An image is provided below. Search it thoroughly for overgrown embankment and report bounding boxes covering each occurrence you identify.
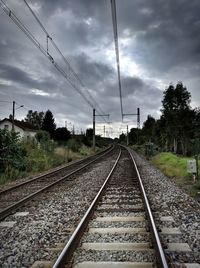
[0,142,96,185]
[151,152,200,197]
[0,129,101,185]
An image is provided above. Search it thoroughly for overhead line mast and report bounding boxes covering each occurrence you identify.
[110,0,123,121]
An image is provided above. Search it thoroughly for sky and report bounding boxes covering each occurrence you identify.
[0,0,200,138]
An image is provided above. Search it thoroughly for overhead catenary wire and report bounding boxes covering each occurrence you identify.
[0,100,12,103]
[23,0,108,122]
[110,0,123,121]
[23,0,106,118]
[0,0,108,123]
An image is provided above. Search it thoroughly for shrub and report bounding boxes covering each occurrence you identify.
[0,129,26,171]
[67,138,80,152]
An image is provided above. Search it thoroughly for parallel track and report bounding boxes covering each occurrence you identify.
[53,146,168,268]
[0,145,115,221]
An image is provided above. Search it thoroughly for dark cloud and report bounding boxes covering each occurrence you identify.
[116,0,200,73]
[0,64,37,86]
[0,0,200,136]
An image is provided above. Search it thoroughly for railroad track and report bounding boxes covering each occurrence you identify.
[53,146,168,268]
[0,145,115,221]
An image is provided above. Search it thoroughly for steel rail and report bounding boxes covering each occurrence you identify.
[53,147,122,268]
[127,147,168,268]
[0,145,115,221]
[0,145,113,196]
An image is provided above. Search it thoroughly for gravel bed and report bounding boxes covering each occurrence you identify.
[102,195,140,199]
[0,152,118,268]
[72,250,155,264]
[160,234,184,244]
[95,212,146,217]
[101,198,142,203]
[98,204,143,209]
[82,233,150,243]
[131,149,200,263]
[106,188,138,192]
[89,221,146,228]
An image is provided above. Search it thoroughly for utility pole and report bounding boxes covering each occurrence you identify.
[12,101,15,131]
[12,101,24,131]
[137,108,140,129]
[127,125,129,146]
[93,109,95,151]
[104,125,105,138]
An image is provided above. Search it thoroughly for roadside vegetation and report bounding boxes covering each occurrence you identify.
[0,110,112,185]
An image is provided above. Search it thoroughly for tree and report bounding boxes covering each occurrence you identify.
[25,110,44,129]
[54,127,71,142]
[128,128,140,144]
[35,130,50,142]
[0,129,26,171]
[161,82,192,155]
[142,115,156,143]
[41,110,56,138]
[119,133,126,143]
[86,128,93,138]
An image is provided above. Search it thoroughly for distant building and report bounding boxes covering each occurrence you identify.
[0,118,38,139]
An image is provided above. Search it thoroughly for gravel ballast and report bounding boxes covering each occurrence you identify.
[0,151,118,268]
[131,149,200,263]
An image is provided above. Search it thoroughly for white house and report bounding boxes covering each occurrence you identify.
[0,118,38,139]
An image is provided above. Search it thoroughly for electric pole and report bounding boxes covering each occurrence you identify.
[12,101,24,131]
[137,108,140,129]
[127,125,129,146]
[12,101,15,131]
[93,109,95,151]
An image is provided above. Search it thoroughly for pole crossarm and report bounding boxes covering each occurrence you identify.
[122,108,140,128]
[95,114,109,117]
[123,113,137,116]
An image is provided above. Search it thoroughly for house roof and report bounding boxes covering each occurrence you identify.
[0,118,38,131]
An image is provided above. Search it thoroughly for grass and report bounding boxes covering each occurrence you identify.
[0,144,96,185]
[151,152,200,197]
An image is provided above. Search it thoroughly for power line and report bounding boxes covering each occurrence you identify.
[23,0,108,122]
[0,100,12,103]
[0,0,108,123]
[110,0,123,120]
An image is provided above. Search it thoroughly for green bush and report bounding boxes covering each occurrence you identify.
[0,129,26,171]
[67,138,80,152]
